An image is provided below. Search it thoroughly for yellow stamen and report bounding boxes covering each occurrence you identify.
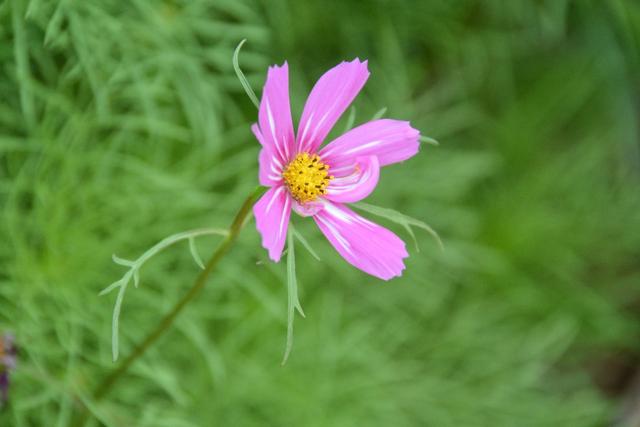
[282,152,333,203]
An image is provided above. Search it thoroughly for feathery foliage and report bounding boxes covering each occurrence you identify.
[1,0,640,426]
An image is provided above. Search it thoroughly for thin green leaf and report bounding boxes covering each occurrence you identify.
[111,271,132,361]
[105,228,229,361]
[232,39,259,109]
[371,107,387,120]
[402,223,419,252]
[135,228,228,267]
[112,254,134,267]
[189,237,205,269]
[353,202,444,251]
[99,278,125,296]
[420,135,440,146]
[343,106,356,132]
[292,228,321,261]
[282,226,305,365]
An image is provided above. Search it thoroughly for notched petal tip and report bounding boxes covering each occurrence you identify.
[348,57,367,66]
[402,121,421,158]
[268,61,289,74]
[406,121,421,137]
[347,58,370,76]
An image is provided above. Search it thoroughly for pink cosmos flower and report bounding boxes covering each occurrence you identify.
[253,59,420,280]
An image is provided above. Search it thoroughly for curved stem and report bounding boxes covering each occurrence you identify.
[74,186,264,425]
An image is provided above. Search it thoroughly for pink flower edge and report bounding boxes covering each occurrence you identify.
[253,59,420,280]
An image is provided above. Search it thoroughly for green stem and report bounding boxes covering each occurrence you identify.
[75,186,264,424]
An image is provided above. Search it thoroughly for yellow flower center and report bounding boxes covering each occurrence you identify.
[282,153,333,203]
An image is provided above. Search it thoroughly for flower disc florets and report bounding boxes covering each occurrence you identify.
[282,153,333,203]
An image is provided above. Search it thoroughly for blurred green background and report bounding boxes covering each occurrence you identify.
[1,0,640,426]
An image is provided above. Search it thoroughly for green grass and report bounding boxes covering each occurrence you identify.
[1,0,640,426]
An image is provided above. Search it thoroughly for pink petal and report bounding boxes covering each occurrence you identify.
[254,186,292,262]
[313,202,408,280]
[297,59,370,154]
[319,119,420,170]
[254,124,285,186]
[258,63,295,163]
[325,155,379,203]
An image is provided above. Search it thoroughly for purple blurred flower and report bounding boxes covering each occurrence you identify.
[0,372,8,405]
[0,333,17,407]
